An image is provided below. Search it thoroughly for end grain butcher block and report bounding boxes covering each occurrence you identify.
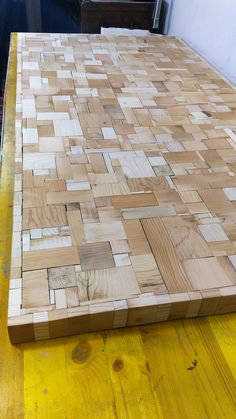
[8,33,236,343]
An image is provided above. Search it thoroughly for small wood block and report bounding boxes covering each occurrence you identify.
[123,219,151,256]
[113,300,128,328]
[110,239,130,254]
[217,286,236,314]
[56,156,73,180]
[84,221,126,243]
[46,190,93,205]
[23,247,80,271]
[66,287,79,308]
[67,306,90,334]
[169,293,190,320]
[77,266,140,303]
[48,309,68,338]
[155,294,171,322]
[114,253,131,267]
[141,218,192,293]
[55,289,67,309]
[186,291,202,318]
[48,266,76,289]
[33,312,50,340]
[22,269,49,308]
[8,315,34,343]
[199,289,221,316]
[130,253,163,292]
[127,296,158,326]
[78,242,115,271]
[112,193,157,209]
[23,206,67,229]
[183,257,233,290]
[198,223,229,242]
[67,210,85,246]
[89,302,114,331]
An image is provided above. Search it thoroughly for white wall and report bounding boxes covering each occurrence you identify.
[167,0,236,85]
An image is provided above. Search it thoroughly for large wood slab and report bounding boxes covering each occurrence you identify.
[8,33,236,343]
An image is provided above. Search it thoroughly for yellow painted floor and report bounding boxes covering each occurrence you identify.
[1,34,236,419]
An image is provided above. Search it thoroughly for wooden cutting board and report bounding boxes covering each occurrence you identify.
[8,33,236,343]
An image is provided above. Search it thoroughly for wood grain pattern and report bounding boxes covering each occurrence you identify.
[77,266,140,302]
[141,218,192,293]
[78,242,115,270]
[23,247,80,271]
[23,206,67,229]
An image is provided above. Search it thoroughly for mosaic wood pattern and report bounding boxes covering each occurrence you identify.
[8,33,236,343]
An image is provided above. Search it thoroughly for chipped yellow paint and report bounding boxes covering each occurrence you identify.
[1,33,236,419]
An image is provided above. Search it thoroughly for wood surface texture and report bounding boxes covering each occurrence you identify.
[8,32,236,343]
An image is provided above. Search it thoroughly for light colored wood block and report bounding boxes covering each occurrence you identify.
[110,239,130,254]
[89,302,114,331]
[117,96,143,108]
[198,224,229,242]
[112,193,157,209]
[186,291,202,318]
[37,112,69,121]
[123,219,151,256]
[56,156,73,180]
[65,287,79,308]
[127,296,158,326]
[163,216,212,261]
[22,269,49,308]
[155,294,171,322]
[113,300,128,328]
[77,266,140,303]
[53,119,83,136]
[46,190,93,205]
[78,241,114,270]
[183,257,233,290]
[114,253,131,267]
[55,289,67,309]
[23,206,67,229]
[130,254,162,290]
[48,266,76,289]
[23,153,55,170]
[23,128,38,144]
[39,137,64,152]
[122,205,176,220]
[84,221,126,243]
[30,235,72,251]
[141,218,192,293]
[120,157,155,178]
[23,247,80,271]
[199,289,221,316]
[169,293,190,320]
[223,187,236,201]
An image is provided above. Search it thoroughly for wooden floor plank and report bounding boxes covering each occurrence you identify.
[140,318,236,419]
[24,334,116,418]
